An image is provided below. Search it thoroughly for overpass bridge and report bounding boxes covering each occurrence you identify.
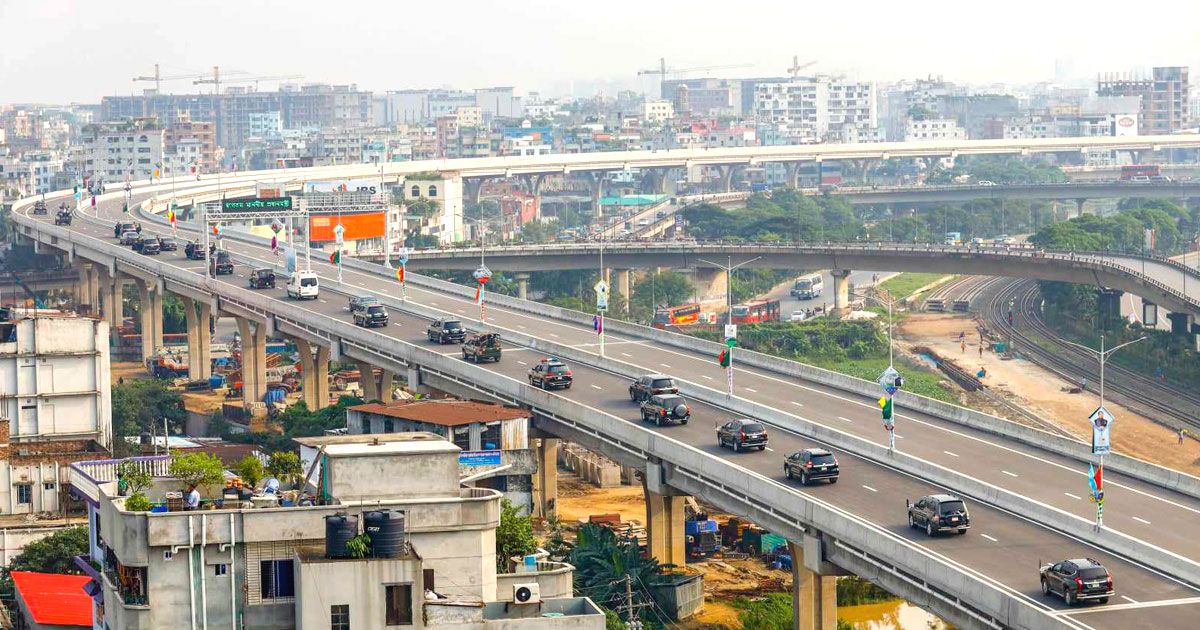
[819,181,1200,208]
[13,142,1200,628]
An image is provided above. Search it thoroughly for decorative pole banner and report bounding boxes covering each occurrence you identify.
[395,266,405,283]
[473,265,491,321]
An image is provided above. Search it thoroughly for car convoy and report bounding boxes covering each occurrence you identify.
[91,212,1122,606]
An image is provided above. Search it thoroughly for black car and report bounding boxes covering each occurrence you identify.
[32,201,47,215]
[157,237,177,252]
[184,241,207,260]
[629,374,678,402]
[120,231,141,246]
[248,268,276,289]
[348,295,380,313]
[114,222,141,238]
[130,236,148,252]
[784,449,839,485]
[640,394,690,426]
[210,251,234,275]
[717,419,769,452]
[907,494,970,536]
[528,358,572,390]
[354,304,389,328]
[140,240,161,255]
[426,318,465,344]
[54,210,72,226]
[1040,558,1113,606]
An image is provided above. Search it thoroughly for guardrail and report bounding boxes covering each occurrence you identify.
[16,208,1081,629]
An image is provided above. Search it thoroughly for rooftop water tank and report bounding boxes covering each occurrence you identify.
[324,513,359,559]
[364,509,406,558]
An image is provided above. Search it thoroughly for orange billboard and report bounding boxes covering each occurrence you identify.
[309,212,385,242]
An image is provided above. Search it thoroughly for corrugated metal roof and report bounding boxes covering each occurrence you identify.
[12,571,92,627]
[349,400,530,426]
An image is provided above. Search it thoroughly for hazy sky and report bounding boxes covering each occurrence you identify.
[4,0,1200,103]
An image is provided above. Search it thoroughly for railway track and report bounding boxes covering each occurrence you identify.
[982,277,1200,433]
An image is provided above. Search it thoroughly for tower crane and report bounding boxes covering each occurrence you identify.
[132,64,248,93]
[637,58,752,79]
[787,56,817,79]
[198,74,303,91]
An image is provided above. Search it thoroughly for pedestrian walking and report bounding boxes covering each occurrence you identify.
[978,343,983,357]
[1180,428,1188,445]
[961,339,966,353]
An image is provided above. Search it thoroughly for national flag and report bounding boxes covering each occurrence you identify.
[718,348,730,367]
[475,283,485,306]
[1088,462,1103,499]
[90,195,96,207]
[593,314,603,335]
[330,250,341,265]
[879,396,893,420]
[167,209,176,224]
[395,266,405,283]
[270,235,278,251]
[212,223,221,236]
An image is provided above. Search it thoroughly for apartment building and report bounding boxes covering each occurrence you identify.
[164,118,217,173]
[905,118,967,141]
[77,118,164,184]
[753,76,876,143]
[71,433,601,629]
[642,100,675,124]
[1098,66,1190,135]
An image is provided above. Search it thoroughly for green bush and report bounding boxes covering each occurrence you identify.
[169,452,225,490]
[124,492,153,512]
[234,455,265,489]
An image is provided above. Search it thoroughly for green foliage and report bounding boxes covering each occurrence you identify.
[464,199,501,222]
[234,455,265,489]
[1030,206,1182,254]
[161,294,187,334]
[0,526,89,593]
[404,233,440,249]
[837,576,896,605]
[110,379,187,457]
[346,534,371,559]
[570,523,668,628]
[928,156,1068,185]
[543,516,573,561]
[837,620,855,630]
[516,220,556,244]
[733,592,794,629]
[405,171,442,181]
[404,198,441,218]
[681,194,860,243]
[879,273,951,301]
[604,609,627,630]
[124,492,153,512]
[116,460,152,496]
[169,452,226,490]
[496,498,538,572]
[629,270,695,323]
[731,269,794,304]
[266,451,304,485]
[279,395,364,437]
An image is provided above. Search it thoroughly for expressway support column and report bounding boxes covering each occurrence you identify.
[97,267,118,325]
[379,369,394,401]
[614,269,632,315]
[788,540,837,630]
[785,162,801,189]
[296,342,331,410]
[530,437,560,520]
[831,270,851,319]
[587,172,605,218]
[642,480,687,567]
[356,361,380,401]
[515,272,531,301]
[86,265,101,314]
[1074,198,1087,218]
[1097,288,1123,324]
[463,178,484,206]
[180,296,212,381]
[642,169,667,195]
[235,318,268,407]
[107,275,125,329]
[134,279,162,362]
[1168,312,1194,336]
[718,165,735,193]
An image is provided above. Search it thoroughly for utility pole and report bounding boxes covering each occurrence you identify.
[617,575,648,630]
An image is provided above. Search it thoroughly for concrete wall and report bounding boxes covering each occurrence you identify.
[295,556,422,630]
[495,562,574,602]
[326,446,461,501]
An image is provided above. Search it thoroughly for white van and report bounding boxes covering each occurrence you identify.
[287,271,320,300]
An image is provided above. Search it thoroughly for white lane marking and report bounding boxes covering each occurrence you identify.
[517,324,526,329]
[318,299,327,303]
[621,352,632,357]
[1133,516,1152,525]
[764,447,774,452]
[549,333,560,338]
[1002,470,1019,477]
[862,485,878,493]
[1121,596,1138,604]
[659,363,671,368]
[701,375,713,380]
[980,534,998,542]
[745,387,758,393]
[943,450,959,457]
[1064,492,1082,500]
[517,361,528,366]
[429,301,438,306]
[894,434,904,439]
[837,416,853,423]
[591,385,602,390]
[790,401,804,407]
[1058,595,1200,614]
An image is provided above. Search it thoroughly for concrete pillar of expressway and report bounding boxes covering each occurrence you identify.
[1097,289,1124,323]
[464,178,484,206]
[642,169,667,195]
[357,361,380,401]
[1168,312,1195,336]
[530,437,559,520]
[787,540,838,630]
[690,268,727,314]
[717,165,735,193]
[614,269,632,314]
[296,342,331,410]
[76,265,98,312]
[587,172,605,218]
[784,162,801,189]
[180,296,213,381]
[831,270,852,319]
[106,275,125,329]
[96,267,117,324]
[1074,198,1087,218]
[235,317,268,407]
[642,481,687,567]
[379,369,394,401]
[133,279,162,361]
[515,272,531,301]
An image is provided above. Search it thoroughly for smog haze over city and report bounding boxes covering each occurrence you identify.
[5,0,1200,102]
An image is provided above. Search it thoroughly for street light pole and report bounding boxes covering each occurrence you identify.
[381,161,391,268]
[698,256,761,397]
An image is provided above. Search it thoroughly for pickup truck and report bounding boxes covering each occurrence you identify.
[461,333,501,363]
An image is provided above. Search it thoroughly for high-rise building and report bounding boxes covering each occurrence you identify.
[753,76,877,143]
[660,78,741,116]
[78,118,164,183]
[1097,66,1190,134]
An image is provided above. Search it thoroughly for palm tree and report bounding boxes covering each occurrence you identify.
[569,523,670,625]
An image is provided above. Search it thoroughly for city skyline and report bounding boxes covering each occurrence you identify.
[4,0,1200,103]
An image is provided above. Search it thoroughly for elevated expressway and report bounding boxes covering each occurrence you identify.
[15,139,1200,629]
[819,181,1200,207]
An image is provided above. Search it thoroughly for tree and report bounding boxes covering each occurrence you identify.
[0,526,89,593]
[116,460,152,496]
[570,523,669,627]
[280,395,364,437]
[266,451,304,485]
[629,270,695,323]
[168,452,225,490]
[495,498,537,572]
[234,455,265,489]
[110,379,187,456]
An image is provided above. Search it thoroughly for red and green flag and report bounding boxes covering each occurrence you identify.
[718,348,731,367]
[329,250,341,265]
[879,396,893,420]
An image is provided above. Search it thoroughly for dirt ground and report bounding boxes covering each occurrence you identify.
[111,360,150,384]
[899,312,1200,476]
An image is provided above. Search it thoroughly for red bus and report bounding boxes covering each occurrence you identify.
[731,299,781,324]
[652,303,701,329]
[1120,165,1160,180]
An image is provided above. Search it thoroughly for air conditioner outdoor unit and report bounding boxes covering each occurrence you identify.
[512,582,540,605]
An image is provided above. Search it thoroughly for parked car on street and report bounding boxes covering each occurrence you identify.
[784,448,839,485]
[907,494,970,536]
[184,241,207,260]
[120,231,141,246]
[156,237,177,252]
[139,239,161,255]
[717,419,769,452]
[210,251,234,275]
[1039,558,1113,606]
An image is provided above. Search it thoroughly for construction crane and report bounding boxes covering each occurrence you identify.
[638,58,752,79]
[132,64,248,93]
[202,74,304,91]
[787,56,817,79]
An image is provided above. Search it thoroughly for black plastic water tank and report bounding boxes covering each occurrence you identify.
[324,513,359,559]
[364,510,406,557]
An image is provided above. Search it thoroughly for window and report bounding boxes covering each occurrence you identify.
[43,482,56,491]
[452,426,470,450]
[480,422,501,450]
[16,484,32,505]
[427,185,437,197]
[383,419,394,433]
[331,604,350,630]
[410,185,420,197]
[260,559,295,600]
[214,564,228,576]
[386,584,413,625]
